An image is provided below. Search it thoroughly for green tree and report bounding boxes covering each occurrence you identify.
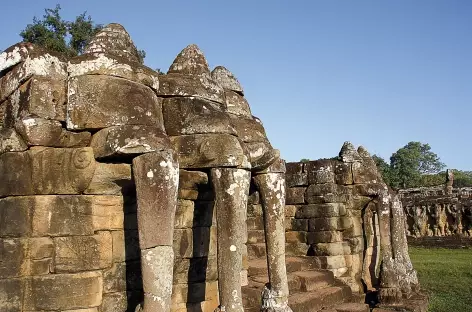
[300,158,310,163]
[372,155,395,186]
[451,170,472,188]
[390,142,445,188]
[21,5,100,57]
[418,172,446,187]
[20,4,145,63]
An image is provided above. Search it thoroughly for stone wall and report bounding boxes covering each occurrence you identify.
[245,143,420,304]
[172,170,219,311]
[282,157,380,293]
[400,182,472,237]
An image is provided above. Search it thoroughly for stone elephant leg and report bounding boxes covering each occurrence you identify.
[376,192,402,304]
[390,195,418,295]
[253,170,292,312]
[133,151,179,312]
[211,168,251,312]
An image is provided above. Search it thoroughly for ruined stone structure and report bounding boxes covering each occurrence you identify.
[400,172,472,237]
[0,24,427,312]
[242,143,426,312]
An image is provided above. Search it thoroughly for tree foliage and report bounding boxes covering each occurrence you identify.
[20,4,146,63]
[390,142,445,188]
[451,170,472,188]
[372,154,395,187]
[21,5,101,57]
[373,142,446,189]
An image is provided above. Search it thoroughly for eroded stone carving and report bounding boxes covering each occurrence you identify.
[0,23,424,312]
[400,175,472,237]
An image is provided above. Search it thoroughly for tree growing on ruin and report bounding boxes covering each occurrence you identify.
[20,4,146,63]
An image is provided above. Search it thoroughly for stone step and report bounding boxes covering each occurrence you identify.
[288,287,345,312]
[248,257,316,276]
[247,243,267,259]
[329,302,370,312]
[251,273,302,291]
[247,243,310,259]
[292,270,335,292]
[249,270,335,294]
[247,230,307,245]
[243,283,349,312]
[242,280,265,309]
[247,256,329,276]
[247,216,264,231]
[247,230,265,244]
[333,280,353,301]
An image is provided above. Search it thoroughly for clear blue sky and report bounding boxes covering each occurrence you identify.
[1,1,471,169]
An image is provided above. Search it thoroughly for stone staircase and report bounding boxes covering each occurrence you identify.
[244,214,369,312]
[242,256,369,312]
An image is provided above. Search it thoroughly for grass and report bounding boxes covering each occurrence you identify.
[409,247,472,312]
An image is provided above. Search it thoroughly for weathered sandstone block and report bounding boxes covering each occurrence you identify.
[211,66,244,94]
[84,163,133,195]
[305,160,336,184]
[170,134,249,169]
[308,217,347,232]
[286,187,306,204]
[295,203,347,218]
[0,128,27,154]
[23,271,103,310]
[15,116,91,147]
[90,125,169,158]
[100,292,127,312]
[0,195,123,237]
[352,161,381,184]
[305,183,349,197]
[84,23,141,63]
[158,74,225,104]
[173,227,217,258]
[334,162,353,185]
[53,232,112,272]
[306,231,344,244]
[0,44,67,103]
[0,147,96,196]
[173,256,218,283]
[67,75,163,130]
[286,172,308,187]
[179,169,208,189]
[171,281,219,305]
[312,242,350,256]
[0,278,24,311]
[230,116,269,144]
[174,199,215,229]
[3,76,66,124]
[163,97,235,136]
[224,90,251,117]
[69,53,160,91]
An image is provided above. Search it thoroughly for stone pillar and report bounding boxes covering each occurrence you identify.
[253,168,292,312]
[211,168,250,312]
[133,151,179,312]
[377,191,402,304]
[390,194,419,295]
